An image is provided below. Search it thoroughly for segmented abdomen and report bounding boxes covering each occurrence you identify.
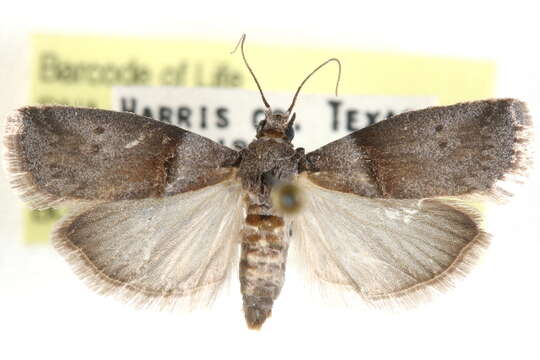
[240,198,289,329]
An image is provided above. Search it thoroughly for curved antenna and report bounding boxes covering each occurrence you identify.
[287,58,341,115]
[231,34,270,109]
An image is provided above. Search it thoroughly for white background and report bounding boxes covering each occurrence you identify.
[1,1,539,359]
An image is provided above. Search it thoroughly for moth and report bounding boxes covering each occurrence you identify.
[3,35,532,330]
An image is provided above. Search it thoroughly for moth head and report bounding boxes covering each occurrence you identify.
[232,34,341,142]
[256,110,296,141]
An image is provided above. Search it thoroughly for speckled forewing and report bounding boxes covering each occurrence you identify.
[53,180,244,309]
[292,175,488,306]
[4,106,239,209]
[304,99,531,199]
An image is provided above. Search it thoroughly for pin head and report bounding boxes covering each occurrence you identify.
[271,182,304,214]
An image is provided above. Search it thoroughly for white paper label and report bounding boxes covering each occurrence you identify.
[112,87,437,152]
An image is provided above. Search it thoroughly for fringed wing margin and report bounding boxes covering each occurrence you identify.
[291,175,490,309]
[3,106,239,210]
[304,99,533,203]
[53,180,244,311]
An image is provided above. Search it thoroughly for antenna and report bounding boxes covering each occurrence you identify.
[231,34,271,109]
[287,58,341,114]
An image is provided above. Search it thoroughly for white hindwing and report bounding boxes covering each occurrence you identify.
[292,174,489,307]
[53,180,244,310]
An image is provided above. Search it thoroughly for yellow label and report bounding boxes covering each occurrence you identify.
[25,34,495,244]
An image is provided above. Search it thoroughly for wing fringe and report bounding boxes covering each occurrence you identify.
[364,212,490,309]
[307,234,490,310]
[52,204,235,312]
[358,199,489,309]
[3,108,64,210]
[293,193,492,310]
[475,99,533,203]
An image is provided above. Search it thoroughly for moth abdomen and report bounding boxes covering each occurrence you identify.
[240,200,289,329]
[245,214,285,230]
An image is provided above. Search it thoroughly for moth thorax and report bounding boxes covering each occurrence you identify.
[271,183,304,214]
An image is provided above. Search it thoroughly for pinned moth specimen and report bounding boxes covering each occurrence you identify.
[3,35,532,329]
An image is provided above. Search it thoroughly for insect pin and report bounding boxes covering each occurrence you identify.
[3,34,532,329]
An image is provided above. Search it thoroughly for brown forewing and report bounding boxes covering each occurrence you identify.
[304,99,531,199]
[4,106,239,209]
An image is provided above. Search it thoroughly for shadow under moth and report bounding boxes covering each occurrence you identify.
[3,35,533,329]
